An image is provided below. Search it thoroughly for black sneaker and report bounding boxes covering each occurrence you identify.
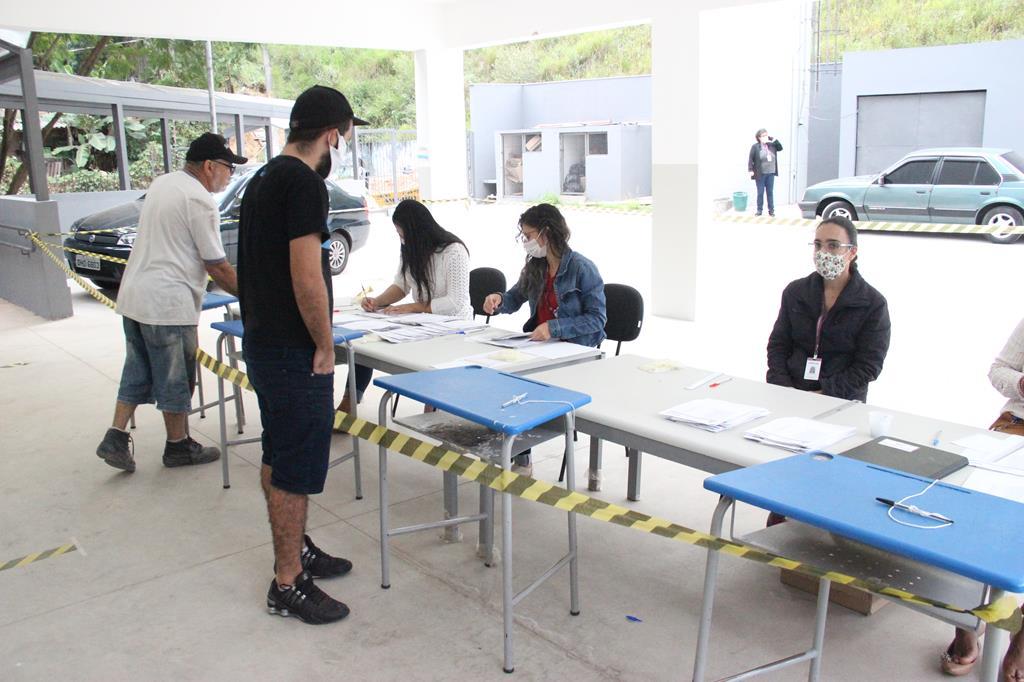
[96,427,136,473]
[162,437,220,467]
[267,570,350,624]
[301,534,353,579]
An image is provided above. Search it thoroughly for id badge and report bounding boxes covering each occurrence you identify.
[804,357,822,381]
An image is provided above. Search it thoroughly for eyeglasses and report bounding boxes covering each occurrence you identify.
[810,240,854,253]
[212,160,236,173]
[515,229,541,244]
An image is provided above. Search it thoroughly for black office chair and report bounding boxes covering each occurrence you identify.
[470,267,507,323]
[559,284,645,483]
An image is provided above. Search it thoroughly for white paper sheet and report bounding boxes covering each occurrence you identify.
[744,417,857,453]
[952,433,1024,465]
[963,468,1024,504]
[521,341,594,360]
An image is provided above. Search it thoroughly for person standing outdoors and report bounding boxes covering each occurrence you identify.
[238,86,367,625]
[748,128,783,216]
[95,133,243,473]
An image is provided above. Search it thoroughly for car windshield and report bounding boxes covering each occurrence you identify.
[1001,152,1024,175]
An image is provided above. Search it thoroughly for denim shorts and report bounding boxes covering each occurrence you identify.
[243,342,335,495]
[117,317,197,414]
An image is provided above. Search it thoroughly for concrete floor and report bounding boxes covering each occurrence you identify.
[2,202,1016,680]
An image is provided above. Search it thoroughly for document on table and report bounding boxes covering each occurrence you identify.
[951,433,1024,465]
[338,319,401,332]
[744,417,857,453]
[659,399,770,433]
[963,468,1024,503]
[481,332,535,348]
[432,349,532,370]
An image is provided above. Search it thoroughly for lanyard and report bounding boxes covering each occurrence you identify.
[814,309,826,359]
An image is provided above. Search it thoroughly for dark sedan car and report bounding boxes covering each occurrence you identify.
[64,166,372,287]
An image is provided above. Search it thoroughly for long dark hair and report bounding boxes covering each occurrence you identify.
[393,199,468,302]
[517,203,571,299]
[818,215,859,271]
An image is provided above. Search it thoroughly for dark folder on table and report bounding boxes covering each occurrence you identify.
[838,436,969,480]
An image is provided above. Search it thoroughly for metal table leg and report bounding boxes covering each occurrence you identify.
[980,588,1009,682]
[216,332,230,489]
[442,470,462,542]
[378,391,394,589]
[588,435,603,492]
[627,447,642,501]
[501,433,517,673]
[693,495,734,681]
[345,343,362,500]
[565,412,580,617]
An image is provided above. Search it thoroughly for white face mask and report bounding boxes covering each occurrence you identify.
[814,250,847,280]
[523,238,547,259]
[328,136,347,179]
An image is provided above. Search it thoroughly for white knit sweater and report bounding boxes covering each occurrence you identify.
[990,317,1024,419]
[393,243,473,319]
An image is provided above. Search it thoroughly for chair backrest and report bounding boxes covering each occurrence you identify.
[603,283,644,354]
[469,267,507,319]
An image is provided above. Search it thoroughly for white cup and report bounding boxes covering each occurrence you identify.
[869,411,893,438]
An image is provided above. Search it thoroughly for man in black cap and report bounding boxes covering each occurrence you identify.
[95,133,245,473]
[238,86,367,624]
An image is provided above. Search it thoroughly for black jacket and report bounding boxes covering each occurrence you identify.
[766,269,891,402]
[748,139,783,178]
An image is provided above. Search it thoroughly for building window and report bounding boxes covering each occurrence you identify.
[587,132,608,155]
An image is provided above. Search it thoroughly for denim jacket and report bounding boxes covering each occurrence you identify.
[498,249,607,347]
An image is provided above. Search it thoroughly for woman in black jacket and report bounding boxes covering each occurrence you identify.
[748,128,783,216]
[766,216,890,402]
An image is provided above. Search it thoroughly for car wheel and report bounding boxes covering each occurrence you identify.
[327,233,350,275]
[981,206,1024,244]
[820,200,857,222]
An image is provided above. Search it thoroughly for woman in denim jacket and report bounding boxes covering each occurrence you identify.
[483,203,607,473]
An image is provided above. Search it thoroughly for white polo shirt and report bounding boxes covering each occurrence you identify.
[116,171,226,326]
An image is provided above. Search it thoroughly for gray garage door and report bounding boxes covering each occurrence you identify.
[855,91,986,174]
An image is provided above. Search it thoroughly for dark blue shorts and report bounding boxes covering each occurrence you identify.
[243,343,334,495]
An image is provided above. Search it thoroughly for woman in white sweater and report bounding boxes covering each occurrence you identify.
[941,317,1024,677]
[336,199,472,415]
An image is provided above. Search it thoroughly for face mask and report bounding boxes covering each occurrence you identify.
[523,238,547,259]
[814,250,847,280]
[316,133,347,179]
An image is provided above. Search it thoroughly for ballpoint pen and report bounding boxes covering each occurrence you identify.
[709,377,732,388]
[932,430,943,446]
[502,393,528,409]
[876,497,954,524]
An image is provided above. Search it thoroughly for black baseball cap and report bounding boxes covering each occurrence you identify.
[185,133,248,165]
[289,85,369,132]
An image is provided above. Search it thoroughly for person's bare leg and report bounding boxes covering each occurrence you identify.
[261,464,272,502]
[162,411,188,441]
[265,469,307,586]
[1002,609,1024,682]
[944,627,980,669]
[112,401,136,431]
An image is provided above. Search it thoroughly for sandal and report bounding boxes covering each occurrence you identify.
[941,641,979,676]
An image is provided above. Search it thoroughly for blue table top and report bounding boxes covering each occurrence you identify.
[374,366,591,435]
[705,453,1024,591]
[201,293,238,310]
[209,319,364,345]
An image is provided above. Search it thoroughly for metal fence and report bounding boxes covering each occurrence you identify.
[351,128,419,204]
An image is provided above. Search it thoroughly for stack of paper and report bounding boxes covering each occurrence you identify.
[744,417,857,452]
[659,399,770,433]
[331,311,488,343]
[481,332,535,349]
[951,433,1024,466]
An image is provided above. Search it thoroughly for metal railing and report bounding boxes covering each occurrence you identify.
[351,128,420,204]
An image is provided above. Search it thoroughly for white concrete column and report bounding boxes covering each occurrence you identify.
[414,47,468,200]
[650,7,700,320]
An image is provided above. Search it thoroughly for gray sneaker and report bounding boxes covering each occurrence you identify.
[163,437,221,467]
[96,427,136,473]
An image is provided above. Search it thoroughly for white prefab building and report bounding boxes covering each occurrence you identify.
[494,122,651,201]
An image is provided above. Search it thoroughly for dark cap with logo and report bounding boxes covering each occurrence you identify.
[289,85,369,132]
[185,133,248,165]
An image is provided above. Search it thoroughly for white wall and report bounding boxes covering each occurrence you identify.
[697,0,803,206]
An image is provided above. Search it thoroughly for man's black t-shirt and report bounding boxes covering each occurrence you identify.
[238,155,333,348]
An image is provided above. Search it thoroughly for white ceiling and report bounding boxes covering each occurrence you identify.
[0,0,764,52]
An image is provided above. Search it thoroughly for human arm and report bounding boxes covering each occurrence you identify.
[989,318,1024,401]
[819,298,891,400]
[771,138,783,152]
[290,233,334,374]
[493,278,530,315]
[363,284,407,312]
[204,260,238,296]
[766,288,796,387]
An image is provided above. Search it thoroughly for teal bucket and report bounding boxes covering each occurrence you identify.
[732,191,748,212]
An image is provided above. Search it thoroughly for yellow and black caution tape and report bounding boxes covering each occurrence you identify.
[196,351,1022,634]
[0,541,78,573]
[58,243,129,265]
[714,212,1024,235]
[27,233,117,310]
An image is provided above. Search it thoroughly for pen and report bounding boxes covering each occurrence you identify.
[502,393,528,409]
[709,377,732,388]
[875,497,954,524]
[932,429,943,446]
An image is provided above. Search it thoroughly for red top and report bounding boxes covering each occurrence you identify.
[536,273,558,325]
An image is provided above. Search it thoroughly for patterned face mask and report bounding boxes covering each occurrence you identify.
[814,250,847,280]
